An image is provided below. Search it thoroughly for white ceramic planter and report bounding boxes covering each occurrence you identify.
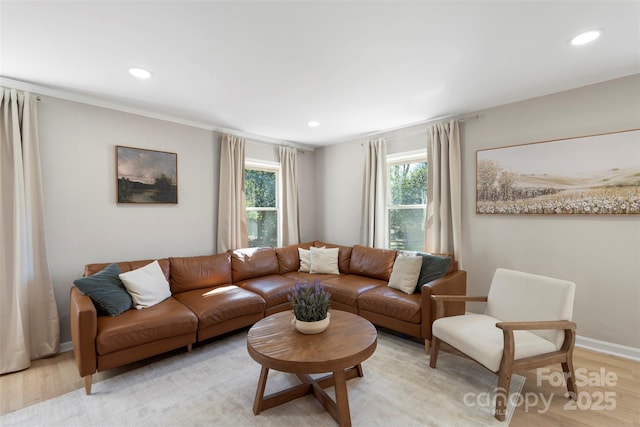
[291,312,331,334]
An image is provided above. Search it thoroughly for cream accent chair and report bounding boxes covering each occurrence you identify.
[429,268,577,421]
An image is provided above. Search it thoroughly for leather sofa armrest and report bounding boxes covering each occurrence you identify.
[420,270,467,340]
[69,286,98,378]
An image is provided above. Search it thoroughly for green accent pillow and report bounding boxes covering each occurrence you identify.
[415,253,451,293]
[74,263,133,316]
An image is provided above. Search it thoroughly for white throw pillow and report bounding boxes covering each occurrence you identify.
[298,246,325,272]
[388,255,423,294]
[119,260,171,309]
[310,247,340,274]
[298,248,312,272]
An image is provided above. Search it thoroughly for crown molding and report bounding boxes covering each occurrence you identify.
[0,76,315,151]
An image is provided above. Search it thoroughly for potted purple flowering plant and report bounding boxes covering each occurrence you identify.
[288,279,331,334]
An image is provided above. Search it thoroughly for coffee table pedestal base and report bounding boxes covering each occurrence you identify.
[252,364,364,427]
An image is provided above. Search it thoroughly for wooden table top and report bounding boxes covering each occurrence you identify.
[247,310,377,374]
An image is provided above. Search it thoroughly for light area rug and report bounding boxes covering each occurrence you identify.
[1,331,524,427]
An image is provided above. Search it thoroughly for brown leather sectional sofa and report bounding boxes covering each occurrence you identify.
[70,241,466,394]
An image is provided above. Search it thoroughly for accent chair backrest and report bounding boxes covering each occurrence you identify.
[486,268,575,350]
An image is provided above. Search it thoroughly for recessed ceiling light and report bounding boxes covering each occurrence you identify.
[307,121,320,128]
[128,67,153,79]
[569,30,601,46]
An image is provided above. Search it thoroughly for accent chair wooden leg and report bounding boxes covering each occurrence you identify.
[83,375,93,395]
[429,337,440,368]
[562,359,577,398]
[495,367,512,422]
[424,339,431,353]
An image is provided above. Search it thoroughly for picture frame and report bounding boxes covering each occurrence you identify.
[476,129,640,215]
[116,146,178,204]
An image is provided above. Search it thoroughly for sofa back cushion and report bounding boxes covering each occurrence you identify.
[400,251,456,292]
[275,242,314,274]
[169,253,232,294]
[230,247,279,282]
[349,245,397,281]
[313,241,353,274]
[84,258,171,281]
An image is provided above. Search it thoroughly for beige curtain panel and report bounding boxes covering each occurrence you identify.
[0,88,60,374]
[361,138,388,248]
[279,146,300,246]
[216,134,248,253]
[426,120,462,263]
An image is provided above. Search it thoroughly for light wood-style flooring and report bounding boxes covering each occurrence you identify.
[1,343,638,426]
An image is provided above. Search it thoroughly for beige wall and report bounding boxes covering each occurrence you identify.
[34,74,639,349]
[461,74,640,349]
[37,97,316,343]
[316,74,640,348]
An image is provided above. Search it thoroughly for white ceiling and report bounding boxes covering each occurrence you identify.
[1,1,638,147]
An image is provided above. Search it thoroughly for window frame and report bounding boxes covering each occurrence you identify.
[245,159,281,248]
[386,149,428,251]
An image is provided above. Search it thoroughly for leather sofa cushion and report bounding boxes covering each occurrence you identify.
[284,271,340,283]
[85,258,171,281]
[173,285,266,330]
[348,245,397,281]
[320,275,387,307]
[237,275,297,308]
[96,296,197,355]
[358,286,421,323]
[313,241,352,274]
[275,242,313,274]
[230,247,279,282]
[169,253,232,294]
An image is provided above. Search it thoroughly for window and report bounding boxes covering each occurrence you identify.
[387,150,427,251]
[245,162,279,248]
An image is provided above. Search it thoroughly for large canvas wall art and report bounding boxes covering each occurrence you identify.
[476,129,639,215]
[116,146,178,204]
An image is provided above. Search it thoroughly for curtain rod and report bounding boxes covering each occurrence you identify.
[359,114,480,145]
[350,114,481,145]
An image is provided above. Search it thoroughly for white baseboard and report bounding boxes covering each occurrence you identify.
[576,335,640,361]
[60,335,639,361]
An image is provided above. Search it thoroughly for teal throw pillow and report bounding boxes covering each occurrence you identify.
[74,263,133,316]
[415,253,451,293]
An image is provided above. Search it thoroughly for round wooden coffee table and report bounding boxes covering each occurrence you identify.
[247,310,377,427]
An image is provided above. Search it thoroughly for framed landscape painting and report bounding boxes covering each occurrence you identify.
[116,146,178,204]
[476,129,640,215]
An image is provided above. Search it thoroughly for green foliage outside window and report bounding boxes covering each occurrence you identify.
[390,162,427,205]
[245,168,277,247]
[389,161,427,251]
[245,169,276,208]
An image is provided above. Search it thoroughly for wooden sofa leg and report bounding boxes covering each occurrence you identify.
[83,375,92,395]
[187,344,193,353]
[424,339,431,353]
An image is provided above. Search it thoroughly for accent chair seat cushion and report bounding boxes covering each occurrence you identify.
[432,313,557,372]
